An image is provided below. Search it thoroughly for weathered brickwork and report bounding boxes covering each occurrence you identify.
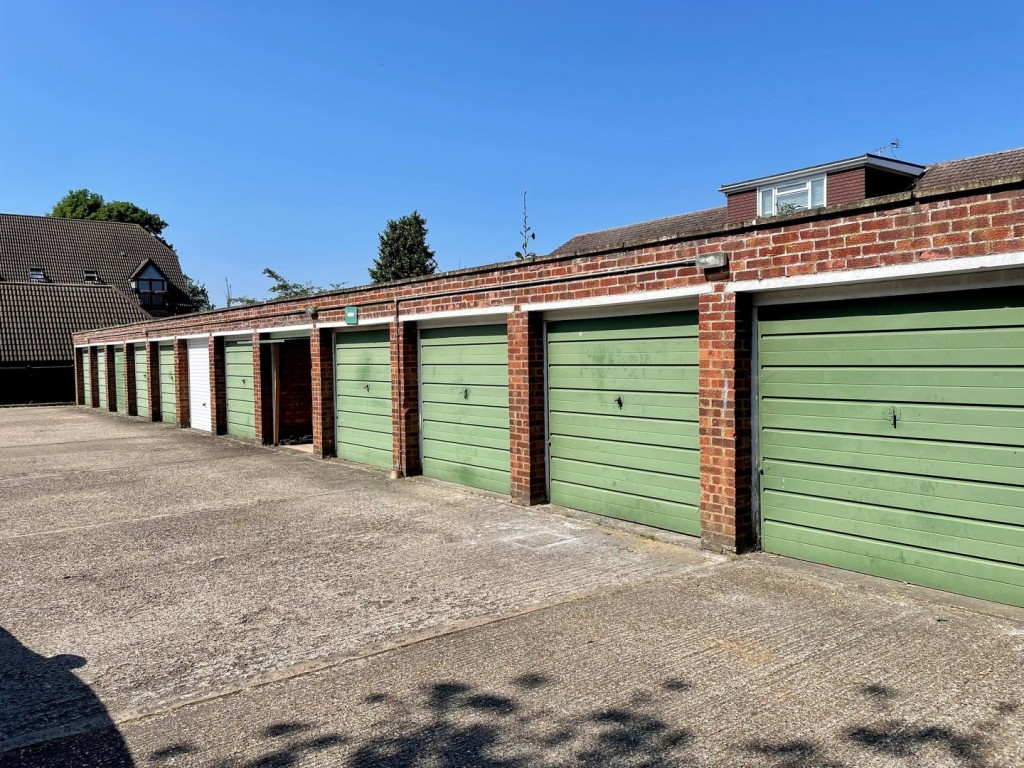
[507,311,547,505]
[311,329,336,459]
[123,342,137,416]
[173,339,190,428]
[74,178,1024,553]
[391,321,420,478]
[210,336,227,434]
[146,342,160,421]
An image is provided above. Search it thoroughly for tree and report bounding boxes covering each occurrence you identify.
[184,276,215,312]
[514,191,537,259]
[368,211,438,283]
[49,189,167,237]
[223,269,345,307]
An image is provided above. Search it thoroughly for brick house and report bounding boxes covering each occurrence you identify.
[0,214,194,403]
[73,146,1024,608]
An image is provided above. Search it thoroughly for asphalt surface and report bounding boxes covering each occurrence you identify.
[1,406,1022,767]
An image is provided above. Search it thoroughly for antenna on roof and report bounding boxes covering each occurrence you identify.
[874,139,901,157]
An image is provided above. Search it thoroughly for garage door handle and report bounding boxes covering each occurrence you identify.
[364,384,370,392]
[461,388,469,399]
[614,396,623,409]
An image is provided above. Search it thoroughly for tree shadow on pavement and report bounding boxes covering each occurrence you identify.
[0,626,132,767]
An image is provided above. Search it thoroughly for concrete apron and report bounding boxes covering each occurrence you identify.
[1,407,1023,766]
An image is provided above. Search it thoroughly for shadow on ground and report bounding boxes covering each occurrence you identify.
[5,668,1019,767]
[0,626,131,766]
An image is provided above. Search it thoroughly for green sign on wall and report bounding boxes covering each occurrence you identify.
[345,306,358,325]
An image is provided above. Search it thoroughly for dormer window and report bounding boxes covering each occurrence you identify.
[129,261,169,308]
[84,270,100,283]
[133,277,166,306]
[29,267,46,282]
[759,175,826,217]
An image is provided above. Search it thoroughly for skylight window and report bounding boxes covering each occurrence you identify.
[759,175,826,216]
[29,267,46,282]
[84,270,100,283]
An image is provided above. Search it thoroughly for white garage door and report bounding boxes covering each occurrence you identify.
[187,338,212,432]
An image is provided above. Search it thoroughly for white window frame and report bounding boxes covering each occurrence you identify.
[758,174,826,217]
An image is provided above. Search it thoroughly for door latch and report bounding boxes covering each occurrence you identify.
[461,388,469,399]
[364,384,370,392]
[614,396,623,409]
[886,407,901,428]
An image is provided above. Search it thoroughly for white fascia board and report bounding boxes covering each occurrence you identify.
[147,336,174,343]
[401,306,515,323]
[317,316,393,329]
[520,285,712,314]
[731,251,1024,296]
[175,332,211,340]
[211,329,256,338]
[719,154,925,194]
[254,323,313,335]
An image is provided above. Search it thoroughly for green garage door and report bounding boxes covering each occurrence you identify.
[336,329,393,469]
[96,350,108,408]
[83,352,92,405]
[420,324,510,494]
[114,347,126,414]
[547,312,700,535]
[134,345,149,419]
[225,339,256,439]
[759,289,1024,607]
[159,343,176,423]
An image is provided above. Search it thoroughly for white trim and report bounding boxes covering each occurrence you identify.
[175,333,211,340]
[254,323,313,335]
[521,284,712,314]
[212,329,255,338]
[731,251,1024,301]
[719,154,925,193]
[317,316,393,329]
[148,336,174,343]
[401,306,515,324]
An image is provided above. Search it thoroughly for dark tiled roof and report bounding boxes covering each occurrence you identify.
[549,206,728,257]
[0,214,188,297]
[915,146,1024,192]
[0,282,149,362]
[550,147,1024,257]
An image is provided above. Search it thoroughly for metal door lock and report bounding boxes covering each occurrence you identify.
[886,407,901,428]
[615,396,623,409]
[461,388,469,399]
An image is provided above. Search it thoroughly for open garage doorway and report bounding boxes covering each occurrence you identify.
[260,332,313,450]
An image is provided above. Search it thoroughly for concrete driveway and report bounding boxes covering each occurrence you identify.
[1,407,1022,767]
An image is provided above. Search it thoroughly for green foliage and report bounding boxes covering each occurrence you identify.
[184,276,215,312]
[514,191,537,260]
[225,270,345,307]
[368,210,438,284]
[48,188,168,236]
[49,189,105,220]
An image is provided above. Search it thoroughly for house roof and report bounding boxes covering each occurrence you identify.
[550,147,1024,257]
[0,214,187,295]
[915,146,1024,192]
[0,282,149,363]
[550,207,728,258]
[718,154,925,194]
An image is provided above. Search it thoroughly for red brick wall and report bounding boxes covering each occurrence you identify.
[104,346,117,412]
[74,183,1024,553]
[253,333,268,444]
[278,339,312,440]
[727,190,757,224]
[146,342,160,421]
[173,339,190,428]
[210,336,227,435]
[124,342,137,416]
[826,168,865,206]
[698,288,753,553]
[88,347,99,407]
[311,329,335,458]
[391,320,421,477]
[508,311,547,505]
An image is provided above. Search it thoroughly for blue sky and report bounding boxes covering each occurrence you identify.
[1,1,1022,304]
